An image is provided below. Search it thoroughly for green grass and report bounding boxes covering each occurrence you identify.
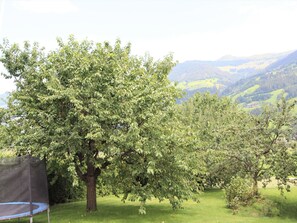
[264,89,287,103]
[5,187,297,223]
[176,79,219,90]
[232,84,260,100]
[187,78,218,89]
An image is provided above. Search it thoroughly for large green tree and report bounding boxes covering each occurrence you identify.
[0,37,198,211]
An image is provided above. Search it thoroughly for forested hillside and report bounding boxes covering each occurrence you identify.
[223,63,297,113]
[170,50,297,109]
[266,50,297,71]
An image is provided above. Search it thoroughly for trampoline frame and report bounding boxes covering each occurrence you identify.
[0,202,49,221]
[0,156,50,223]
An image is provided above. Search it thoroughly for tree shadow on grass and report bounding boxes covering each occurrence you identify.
[32,199,184,223]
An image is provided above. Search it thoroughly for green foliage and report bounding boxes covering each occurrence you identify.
[48,172,85,205]
[222,97,297,196]
[179,92,297,202]
[179,93,249,188]
[259,199,280,217]
[224,176,254,210]
[47,158,85,204]
[0,108,7,150]
[0,36,199,212]
[225,63,297,111]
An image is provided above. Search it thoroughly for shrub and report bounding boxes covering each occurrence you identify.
[260,199,280,217]
[224,176,254,210]
[47,161,85,205]
[48,171,85,205]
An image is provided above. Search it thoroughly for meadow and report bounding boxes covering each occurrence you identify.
[5,187,297,223]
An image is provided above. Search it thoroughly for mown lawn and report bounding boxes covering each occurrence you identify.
[4,188,297,223]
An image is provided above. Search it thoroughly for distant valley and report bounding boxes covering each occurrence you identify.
[169,50,297,112]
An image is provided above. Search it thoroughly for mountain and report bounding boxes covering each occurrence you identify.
[222,62,297,114]
[217,51,291,81]
[266,50,297,71]
[169,61,231,82]
[169,61,232,99]
[169,51,291,100]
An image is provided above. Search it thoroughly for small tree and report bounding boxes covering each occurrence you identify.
[224,176,254,210]
[179,93,297,195]
[224,98,297,195]
[178,93,249,188]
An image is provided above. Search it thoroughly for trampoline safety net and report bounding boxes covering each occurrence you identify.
[0,156,49,220]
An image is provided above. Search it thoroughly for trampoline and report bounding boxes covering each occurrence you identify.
[0,156,50,222]
[0,202,48,220]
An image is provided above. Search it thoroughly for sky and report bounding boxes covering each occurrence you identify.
[1,0,297,93]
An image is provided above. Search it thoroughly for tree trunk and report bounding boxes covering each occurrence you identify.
[86,162,97,212]
[252,175,259,197]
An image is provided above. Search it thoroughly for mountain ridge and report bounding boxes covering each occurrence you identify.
[169,50,297,111]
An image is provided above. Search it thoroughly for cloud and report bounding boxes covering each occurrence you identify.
[14,0,78,14]
[0,64,15,93]
[0,77,15,93]
[0,0,5,33]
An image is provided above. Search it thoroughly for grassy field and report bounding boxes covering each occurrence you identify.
[231,84,260,100]
[176,79,219,90]
[5,187,297,223]
[263,89,287,104]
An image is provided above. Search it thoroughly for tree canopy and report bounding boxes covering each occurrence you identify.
[179,93,297,195]
[0,36,199,212]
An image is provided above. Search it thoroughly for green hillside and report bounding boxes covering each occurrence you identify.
[169,50,297,110]
[169,51,290,99]
[176,78,223,91]
[218,51,290,81]
[223,63,297,113]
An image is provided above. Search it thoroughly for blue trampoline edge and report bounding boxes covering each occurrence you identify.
[0,202,49,220]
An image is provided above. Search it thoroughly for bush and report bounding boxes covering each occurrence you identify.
[260,199,280,217]
[47,161,85,205]
[48,172,85,205]
[224,176,254,210]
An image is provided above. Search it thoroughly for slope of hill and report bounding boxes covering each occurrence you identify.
[217,51,291,81]
[169,61,231,82]
[222,63,297,113]
[169,61,232,97]
[169,51,291,99]
[266,50,297,71]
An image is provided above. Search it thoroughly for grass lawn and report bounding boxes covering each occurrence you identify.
[4,188,297,223]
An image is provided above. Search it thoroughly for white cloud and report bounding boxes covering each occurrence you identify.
[14,0,78,14]
[0,64,15,93]
[0,0,5,33]
[0,77,15,93]
[158,1,297,61]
